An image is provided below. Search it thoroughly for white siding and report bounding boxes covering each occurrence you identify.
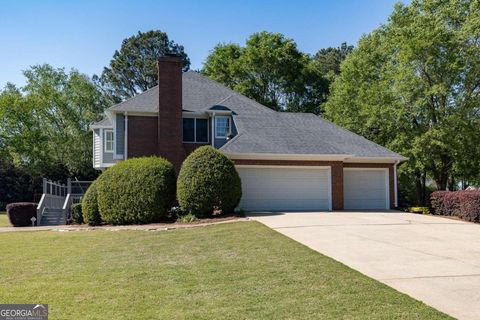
[344,169,389,210]
[236,166,331,211]
[93,129,101,168]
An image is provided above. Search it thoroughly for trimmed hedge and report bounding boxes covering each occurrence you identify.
[82,180,101,226]
[6,202,37,227]
[97,157,176,225]
[459,192,480,223]
[430,190,480,223]
[71,203,83,224]
[177,146,242,217]
[429,191,448,215]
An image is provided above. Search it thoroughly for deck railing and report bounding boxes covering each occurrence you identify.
[36,178,92,225]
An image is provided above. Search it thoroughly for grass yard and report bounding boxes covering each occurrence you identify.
[0,211,10,227]
[0,221,451,319]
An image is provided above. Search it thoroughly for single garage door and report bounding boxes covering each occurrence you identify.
[344,168,389,210]
[236,166,331,211]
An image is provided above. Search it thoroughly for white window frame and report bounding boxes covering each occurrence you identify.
[183,118,209,143]
[104,129,114,153]
[215,116,231,139]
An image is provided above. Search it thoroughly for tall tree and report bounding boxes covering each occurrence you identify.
[98,30,190,103]
[313,42,354,77]
[325,0,480,204]
[203,32,328,113]
[0,65,106,180]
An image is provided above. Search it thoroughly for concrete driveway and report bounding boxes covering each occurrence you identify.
[248,211,480,320]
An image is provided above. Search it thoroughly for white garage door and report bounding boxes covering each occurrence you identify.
[236,166,331,211]
[344,168,389,210]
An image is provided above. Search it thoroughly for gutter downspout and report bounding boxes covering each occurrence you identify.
[211,112,215,147]
[394,160,400,208]
[124,112,128,159]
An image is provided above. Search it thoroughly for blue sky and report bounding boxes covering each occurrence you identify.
[0,0,402,88]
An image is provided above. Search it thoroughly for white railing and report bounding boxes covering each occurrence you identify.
[36,178,68,225]
[62,194,73,222]
[36,178,93,225]
[37,194,46,225]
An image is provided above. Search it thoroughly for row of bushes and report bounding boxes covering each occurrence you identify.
[430,191,480,222]
[80,146,242,225]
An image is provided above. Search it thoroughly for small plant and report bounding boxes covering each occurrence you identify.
[177,213,198,223]
[70,203,83,224]
[408,207,430,215]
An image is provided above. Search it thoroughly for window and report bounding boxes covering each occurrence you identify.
[183,118,195,142]
[183,118,209,143]
[196,119,209,143]
[215,116,231,139]
[104,130,114,152]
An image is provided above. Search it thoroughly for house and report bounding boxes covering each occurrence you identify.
[91,55,407,212]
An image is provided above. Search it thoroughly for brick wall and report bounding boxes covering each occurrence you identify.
[157,56,184,171]
[127,116,158,158]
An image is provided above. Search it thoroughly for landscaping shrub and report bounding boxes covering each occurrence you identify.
[458,191,480,223]
[177,213,198,223]
[430,191,448,215]
[177,146,242,217]
[408,207,430,215]
[97,157,176,225]
[82,180,102,226]
[6,202,37,227]
[71,203,83,224]
[430,190,480,223]
[443,192,461,216]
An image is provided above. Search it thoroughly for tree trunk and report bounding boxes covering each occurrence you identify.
[414,169,425,206]
[422,171,427,205]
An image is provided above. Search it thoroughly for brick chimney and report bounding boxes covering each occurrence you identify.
[157,55,184,171]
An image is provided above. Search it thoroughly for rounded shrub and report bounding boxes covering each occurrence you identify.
[97,157,176,225]
[82,179,101,226]
[177,146,242,217]
[6,202,37,227]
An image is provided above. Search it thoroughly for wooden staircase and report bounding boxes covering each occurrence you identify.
[40,208,67,226]
[36,178,92,227]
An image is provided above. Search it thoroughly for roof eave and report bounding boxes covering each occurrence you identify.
[224,152,408,163]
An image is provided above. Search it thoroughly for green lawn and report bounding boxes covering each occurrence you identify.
[0,211,10,227]
[0,221,450,319]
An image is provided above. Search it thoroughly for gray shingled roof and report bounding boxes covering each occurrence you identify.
[105,71,405,160]
[108,71,275,115]
[220,113,406,159]
[90,117,112,127]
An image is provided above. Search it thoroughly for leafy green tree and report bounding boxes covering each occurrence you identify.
[98,30,190,103]
[325,0,480,204]
[0,64,105,181]
[203,32,328,113]
[202,43,243,89]
[313,42,354,77]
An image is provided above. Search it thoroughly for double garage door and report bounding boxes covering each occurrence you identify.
[236,166,389,211]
